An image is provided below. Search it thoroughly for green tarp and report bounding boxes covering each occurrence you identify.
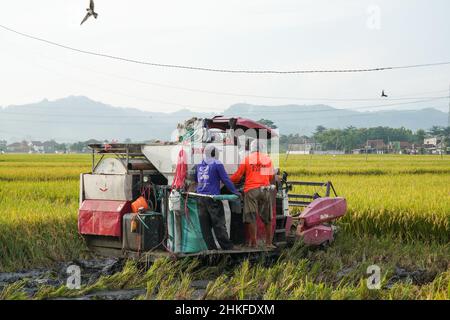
[168,197,207,253]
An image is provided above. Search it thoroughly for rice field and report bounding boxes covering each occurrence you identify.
[0,153,449,299]
[280,155,450,242]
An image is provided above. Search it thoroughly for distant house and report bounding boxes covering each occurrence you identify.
[287,142,320,155]
[424,137,441,146]
[313,150,345,155]
[389,141,413,154]
[365,139,387,154]
[7,141,30,153]
[43,140,60,153]
[29,141,44,153]
[366,139,386,149]
[423,137,445,154]
[286,143,345,155]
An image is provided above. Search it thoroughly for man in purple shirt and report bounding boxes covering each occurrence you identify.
[194,145,240,250]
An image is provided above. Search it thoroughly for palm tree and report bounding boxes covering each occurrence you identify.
[257,119,277,129]
[428,126,443,136]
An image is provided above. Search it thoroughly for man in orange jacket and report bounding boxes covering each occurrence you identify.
[231,139,275,248]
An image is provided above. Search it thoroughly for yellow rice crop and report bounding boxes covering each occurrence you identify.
[0,153,449,271]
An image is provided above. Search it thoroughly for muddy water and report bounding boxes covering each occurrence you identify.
[53,289,147,300]
[0,258,127,299]
[1,257,435,299]
[0,258,213,300]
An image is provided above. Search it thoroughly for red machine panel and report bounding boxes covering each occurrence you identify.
[300,197,347,227]
[300,225,333,246]
[78,200,131,237]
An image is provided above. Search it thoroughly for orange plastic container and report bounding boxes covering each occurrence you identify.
[131,196,149,213]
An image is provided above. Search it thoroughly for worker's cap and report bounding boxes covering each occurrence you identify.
[203,144,218,158]
[250,139,267,153]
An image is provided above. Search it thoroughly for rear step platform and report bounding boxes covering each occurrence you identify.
[84,236,286,261]
[84,235,123,257]
[130,246,282,262]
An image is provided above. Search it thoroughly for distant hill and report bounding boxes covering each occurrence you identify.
[225,103,448,135]
[0,96,447,142]
[0,96,211,142]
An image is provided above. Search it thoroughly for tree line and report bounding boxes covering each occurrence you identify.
[278,125,450,153]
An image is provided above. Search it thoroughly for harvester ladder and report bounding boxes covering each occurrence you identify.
[287,181,337,207]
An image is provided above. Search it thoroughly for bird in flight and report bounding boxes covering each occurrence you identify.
[381,90,388,97]
[80,0,98,25]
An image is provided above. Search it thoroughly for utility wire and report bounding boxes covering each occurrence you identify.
[1,25,448,117]
[0,40,447,115]
[33,50,447,102]
[1,23,450,74]
[7,44,447,114]
[13,39,450,102]
[2,32,449,109]
[79,69,450,102]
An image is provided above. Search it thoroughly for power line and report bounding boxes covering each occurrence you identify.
[1,45,208,111]
[1,23,450,75]
[36,51,447,102]
[2,51,448,116]
[14,41,450,102]
[3,32,449,110]
[6,44,447,114]
[78,69,450,102]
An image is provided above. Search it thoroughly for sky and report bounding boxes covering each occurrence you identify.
[0,0,449,113]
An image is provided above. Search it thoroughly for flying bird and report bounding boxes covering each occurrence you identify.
[381,90,388,98]
[80,0,98,25]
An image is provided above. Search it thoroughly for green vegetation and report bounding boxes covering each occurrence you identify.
[280,155,450,242]
[279,125,450,153]
[0,154,89,271]
[2,235,449,300]
[0,153,449,299]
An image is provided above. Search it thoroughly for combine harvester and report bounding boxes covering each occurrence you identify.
[78,116,347,261]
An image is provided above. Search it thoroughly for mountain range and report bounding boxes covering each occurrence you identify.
[0,96,448,142]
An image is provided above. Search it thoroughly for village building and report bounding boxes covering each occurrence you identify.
[7,141,31,153]
[29,141,45,153]
[365,139,387,154]
[388,141,414,154]
[423,137,446,154]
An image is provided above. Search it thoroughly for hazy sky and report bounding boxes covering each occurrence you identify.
[0,0,449,113]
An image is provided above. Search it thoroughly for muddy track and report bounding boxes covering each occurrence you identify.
[0,256,437,300]
[0,258,215,300]
[0,258,125,299]
[52,289,147,300]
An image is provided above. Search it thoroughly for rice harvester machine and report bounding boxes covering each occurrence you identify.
[78,116,347,259]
